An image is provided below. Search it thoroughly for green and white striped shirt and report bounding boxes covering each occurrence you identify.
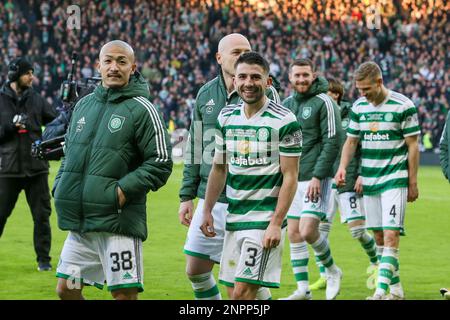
[215,99,302,231]
[347,90,421,195]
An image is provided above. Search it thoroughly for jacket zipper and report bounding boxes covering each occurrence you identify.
[79,103,109,230]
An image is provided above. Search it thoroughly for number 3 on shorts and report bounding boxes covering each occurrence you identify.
[245,247,258,267]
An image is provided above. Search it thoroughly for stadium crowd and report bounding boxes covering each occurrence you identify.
[0,0,448,150]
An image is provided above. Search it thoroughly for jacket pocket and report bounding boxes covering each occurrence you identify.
[0,151,17,173]
[82,176,119,215]
[30,157,49,171]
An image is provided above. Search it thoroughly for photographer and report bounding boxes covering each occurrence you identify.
[0,57,57,271]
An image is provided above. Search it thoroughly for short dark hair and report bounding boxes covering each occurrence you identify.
[289,58,316,73]
[234,52,270,75]
[327,76,344,104]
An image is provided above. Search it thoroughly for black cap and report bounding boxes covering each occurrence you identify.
[8,58,34,82]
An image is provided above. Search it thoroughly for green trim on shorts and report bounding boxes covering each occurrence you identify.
[225,220,287,231]
[107,282,144,292]
[235,278,280,288]
[287,215,300,220]
[366,227,405,236]
[219,280,235,288]
[183,249,220,264]
[301,211,326,219]
[346,216,366,222]
[56,272,104,290]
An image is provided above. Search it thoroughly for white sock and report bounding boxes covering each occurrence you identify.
[189,272,222,300]
[255,287,272,300]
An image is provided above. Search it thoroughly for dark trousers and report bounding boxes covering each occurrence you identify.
[0,174,52,263]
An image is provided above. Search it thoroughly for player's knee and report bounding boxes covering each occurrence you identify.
[287,226,301,242]
[383,230,400,247]
[350,225,365,240]
[373,230,384,245]
[233,284,257,300]
[56,283,67,299]
[287,230,301,242]
[185,256,214,276]
[56,279,81,300]
[299,226,316,243]
[111,288,138,300]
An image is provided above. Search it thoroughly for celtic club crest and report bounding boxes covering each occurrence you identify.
[302,107,312,119]
[108,114,125,133]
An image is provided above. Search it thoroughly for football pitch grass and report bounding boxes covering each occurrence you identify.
[0,163,448,300]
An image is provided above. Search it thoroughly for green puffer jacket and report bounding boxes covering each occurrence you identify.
[283,77,342,181]
[179,71,281,202]
[53,74,173,241]
[334,100,362,193]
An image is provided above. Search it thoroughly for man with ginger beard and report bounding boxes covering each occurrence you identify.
[280,58,343,300]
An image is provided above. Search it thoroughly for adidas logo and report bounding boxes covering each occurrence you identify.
[389,219,396,225]
[205,99,215,106]
[243,267,253,276]
[76,117,86,132]
[351,210,358,215]
[122,272,133,280]
[360,115,366,121]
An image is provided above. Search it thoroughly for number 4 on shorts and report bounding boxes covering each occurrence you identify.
[389,205,396,218]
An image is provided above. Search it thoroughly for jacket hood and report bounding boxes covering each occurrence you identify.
[0,81,31,101]
[340,100,352,111]
[94,72,150,103]
[0,82,13,97]
[294,76,329,101]
[270,74,281,92]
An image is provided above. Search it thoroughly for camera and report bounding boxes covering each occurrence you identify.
[31,137,65,160]
[13,113,28,128]
[31,52,100,161]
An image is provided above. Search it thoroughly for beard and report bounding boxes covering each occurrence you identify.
[239,86,264,104]
[17,79,32,91]
[294,81,311,93]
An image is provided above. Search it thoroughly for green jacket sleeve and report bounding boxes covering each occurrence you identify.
[118,100,173,197]
[266,85,281,104]
[282,96,296,114]
[313,98,341,179]
[52,156,65,197]
[439,114,449,180]
[179,93,203,201]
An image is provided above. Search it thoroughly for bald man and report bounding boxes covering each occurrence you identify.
[178,33,281,300]
[53,40,173,300]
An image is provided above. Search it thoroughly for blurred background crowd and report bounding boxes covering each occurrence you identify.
[0,0,448,151]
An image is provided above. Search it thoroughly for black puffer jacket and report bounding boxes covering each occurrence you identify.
[0,82,57,177]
